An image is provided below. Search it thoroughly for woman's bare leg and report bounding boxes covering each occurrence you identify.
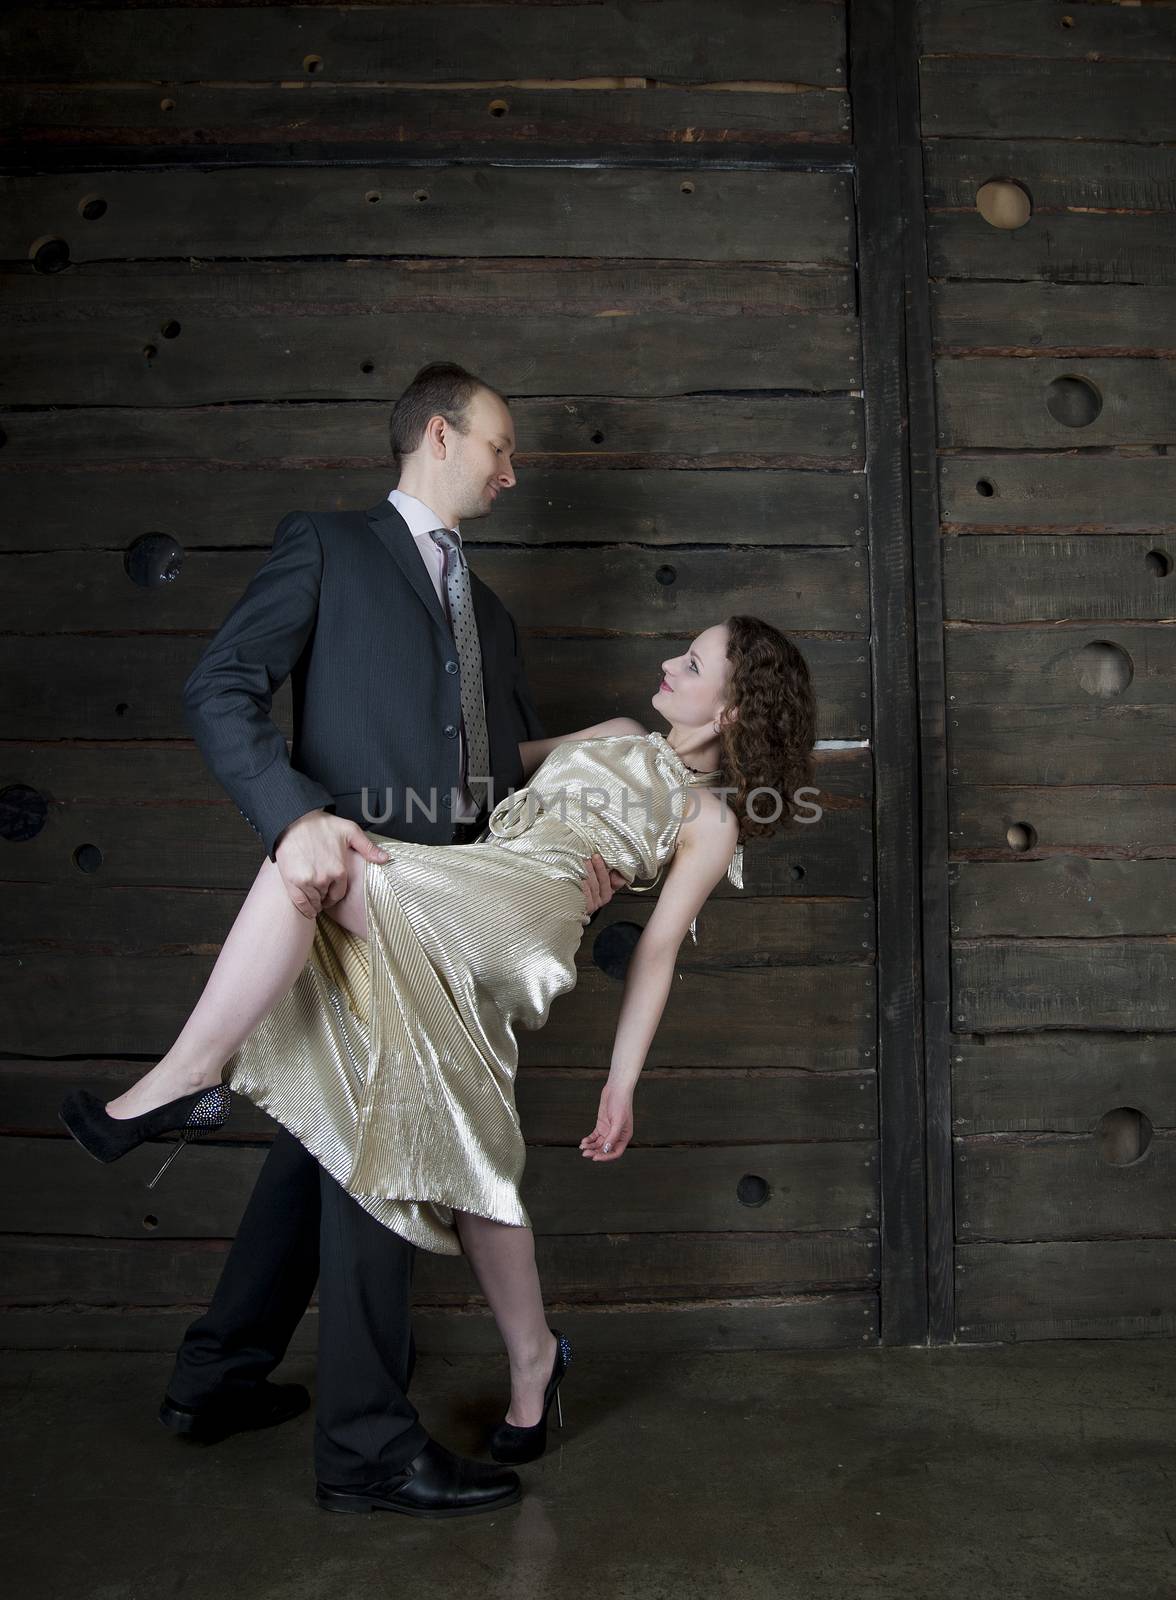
[454,1211,559,1427]
[104,856,371,1120]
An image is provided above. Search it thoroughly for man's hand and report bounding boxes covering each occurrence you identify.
[579,853,627,926]
[274,810,391,919]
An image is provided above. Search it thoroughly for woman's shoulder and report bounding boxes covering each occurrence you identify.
[680,784,740,848]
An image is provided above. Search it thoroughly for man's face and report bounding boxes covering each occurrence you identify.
[447,389,517,521]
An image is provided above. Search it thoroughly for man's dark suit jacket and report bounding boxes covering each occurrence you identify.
[183,497,545,857]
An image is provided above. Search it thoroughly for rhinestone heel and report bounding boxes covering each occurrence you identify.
[489,1329,572,1465]
[59,1083,232,1188]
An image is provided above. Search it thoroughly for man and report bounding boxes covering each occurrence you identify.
[160,362,621,1515]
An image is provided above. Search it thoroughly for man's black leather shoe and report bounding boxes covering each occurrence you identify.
[316,1439,522,1518]
[159,1382,310,1443]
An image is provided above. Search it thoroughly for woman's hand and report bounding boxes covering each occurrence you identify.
[579,1081,634,1161]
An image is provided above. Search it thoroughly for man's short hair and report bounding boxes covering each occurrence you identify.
[389,362,504,466]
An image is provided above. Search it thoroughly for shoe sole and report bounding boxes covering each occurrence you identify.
[316,1486,522,1518]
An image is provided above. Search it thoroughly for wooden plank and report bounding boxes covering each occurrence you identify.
[928,213,1176,289]
[952,939,1176,1032]
[0,466,867,555]
[1,1136,878,1237]
[952,1033,1176,1135]
[0,545,870,634]
[0,169,854,266]
[0,632,870,742]
[943,538,1176,621]
[956,1240,1176,1342]
[934,359,1176,449]
[920,59,1176,141]
[0,397,865,470]
[850,0,928,1348]
[949,783,1176,858]
[938,453,1176,532]
[949,704,1176,786]
[921,1,1176,63]
[0,1294,880,1354]
[0,1227,878,1309]
[2,951,876,1067]
[3,1060,879,1144]
[924,138,1176,213]
[0,2,847,89]
[951,859,1176,938]
[933,285,1176,357]
[0,742,870,891]
[955,1132,1176,1240]
[1,306,860,406]
[3,258,855,316]
[1,83,852,153]
[945,623,1176,704]
[2,881,872,970]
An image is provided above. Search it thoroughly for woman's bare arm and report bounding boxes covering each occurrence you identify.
[579,789,740,1161]
[518,715,647,782]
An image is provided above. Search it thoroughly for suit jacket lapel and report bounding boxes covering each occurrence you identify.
[365,499,450,634]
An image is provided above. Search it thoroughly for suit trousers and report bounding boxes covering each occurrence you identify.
[166,1124,429,1485]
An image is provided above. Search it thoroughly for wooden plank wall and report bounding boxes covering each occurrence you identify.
[918,0,1176,1340]
[0,2,885,1353]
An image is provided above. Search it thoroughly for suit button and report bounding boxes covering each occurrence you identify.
[445,659,459,674]
[443,723,458,737]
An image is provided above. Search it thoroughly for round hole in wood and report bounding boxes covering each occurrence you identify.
[125,532,184,588]
[30,236,70,274]
[681,180,695,195]
[143,343,158,360]
[736,1174,770,1207]
[73,843,103,874]
[1145,548,1172,577]
[78,195,107,221]
[303,54,323,74]
[592,921,642,981]
[975,179,1031,231]
[414,189,429,203]
[0,784,48,842]
[655,565,676,586]
[789,863,806,882]
[143,1214,160,1230]
[160,319,181,339]
[360,359,375,374]
[975,478,996,497]
[160,97,176,112]
[1074,639,1133,697]
[1046,374,1102,428]
[1097,1107,1152,1166]
[590,430,604,445]
[115,702,131,717]
[365,190,381,204]
[1005,821,1037,853]
[488,98,509,117]
[1060,13,1075,27]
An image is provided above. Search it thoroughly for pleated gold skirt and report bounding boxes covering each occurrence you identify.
[225,824,588,1254]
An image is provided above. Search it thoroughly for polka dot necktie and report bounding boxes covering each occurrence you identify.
[428,528,491,811]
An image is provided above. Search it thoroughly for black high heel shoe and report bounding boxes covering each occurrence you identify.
[489,1329,572,1465]
[59,1083,232,1189]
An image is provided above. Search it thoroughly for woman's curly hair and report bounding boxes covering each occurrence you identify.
[715,615,818,844]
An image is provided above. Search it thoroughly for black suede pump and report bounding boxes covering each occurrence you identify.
[489,1328,572,1465]
[59,1083,232,1188]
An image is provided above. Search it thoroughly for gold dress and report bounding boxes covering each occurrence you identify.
[225,730,743,1254]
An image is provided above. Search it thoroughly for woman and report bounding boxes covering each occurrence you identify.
[61,615,816,1460]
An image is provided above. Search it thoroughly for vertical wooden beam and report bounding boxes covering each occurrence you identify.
[847,0,933,1345]
[896,0,954,1347]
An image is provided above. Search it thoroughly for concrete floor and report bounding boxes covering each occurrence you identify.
[4,1341,1174,1600]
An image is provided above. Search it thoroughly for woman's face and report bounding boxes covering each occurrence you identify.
[652,623,733,731]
